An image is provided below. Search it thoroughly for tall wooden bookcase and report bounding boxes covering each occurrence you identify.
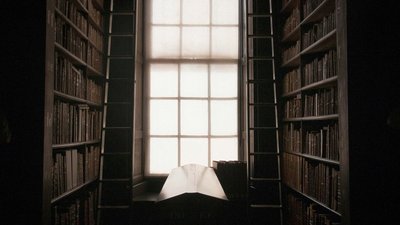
[277,0,344,224]
[1,0,105,224]
[0,0,104,225]
[49,0,106,224]
[50,0,106,225]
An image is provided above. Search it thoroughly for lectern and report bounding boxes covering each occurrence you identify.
[156,164,229,225]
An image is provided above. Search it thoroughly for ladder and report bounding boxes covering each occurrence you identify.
[246,0,283,224]
[97,0,136,224]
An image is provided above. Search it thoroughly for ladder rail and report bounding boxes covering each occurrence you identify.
[97,0,136,224]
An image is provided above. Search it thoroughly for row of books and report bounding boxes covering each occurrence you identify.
[302,11,336,49]
[54,11,105,75]
[285,194,341,225]
[56,0,88,34]
[283,122,339,161]
[87,79,103,104]
[55,51,103,103]
[282,68,301,94]
[283,153,340,211]
[212,160,247,201]
[88,23,104,51]
[283,123,301,153]
[56,15,88,61]
[52,146,100,198]
[282,49,337,95]
[282,40,300,64]
[53,100,102,144]
[303,87,337,117]
[284,95,302,118]
[87,45,103,73]
[88,0,103,29]
[52,189,98,225]
[302,0,327,18]
[55,51,86,99]
[304,123,339,161]
[282,7,300,39]
[284,88,337,119]
[303,49,337,86]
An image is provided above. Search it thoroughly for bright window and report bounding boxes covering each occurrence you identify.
[146,0,239,175]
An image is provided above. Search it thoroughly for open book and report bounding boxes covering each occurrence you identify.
[157,164,228,202]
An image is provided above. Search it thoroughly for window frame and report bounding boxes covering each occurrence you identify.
[142,0,245,177]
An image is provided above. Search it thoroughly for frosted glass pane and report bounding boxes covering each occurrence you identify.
[182,0,210,24]
[152,0,180,24]
[211,27,238,59]
[211,138,238,163]
[180,64,208,97]
[182,27,210,58]
[212,0,239,25]
[210,64,238,97]
[181,100,208,135]
[149,138,178,174]
[150,100,178,135]
[150,64,178,97]
[151,26,180,58]
[211,100,237,135]
[180,138,208,166]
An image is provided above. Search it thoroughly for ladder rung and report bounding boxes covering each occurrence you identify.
[108,33,135,37]
[98,205,130,209]
[101,152,131,155]
[250,177,281,182]
[106,77,134,81]
[247,56,276,60]
[107,55,134,58]
[100,178,131,182]
[248,35,275,38]
[250,204,282,208]
[104,102,132,105]
[249,152,280,155]
[103,127,132,130]
[108,12,135,15]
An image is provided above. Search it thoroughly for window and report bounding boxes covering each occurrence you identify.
[145,0,240,175]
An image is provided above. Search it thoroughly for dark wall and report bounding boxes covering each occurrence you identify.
[1,1,47,225]
[347,1,400,224]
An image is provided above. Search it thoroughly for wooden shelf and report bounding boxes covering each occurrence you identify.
[55,43,87,66]
[54,90,102,107]
[281,25,300,43]
[51,178,98,204]
[282,76,338,97]
[301,0,335,25]
[301,29,337,55]
[281,53,301,68]
[52,139,101,149]
[55,8,88,40]
[285,185,342,217]
[283,114,339,122]
[285,151,340,165]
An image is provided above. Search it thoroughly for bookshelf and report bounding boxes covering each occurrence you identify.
[50,0,105,224]
[278,0,342,224]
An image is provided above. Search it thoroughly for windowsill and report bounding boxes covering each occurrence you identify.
[132,177,167,202]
